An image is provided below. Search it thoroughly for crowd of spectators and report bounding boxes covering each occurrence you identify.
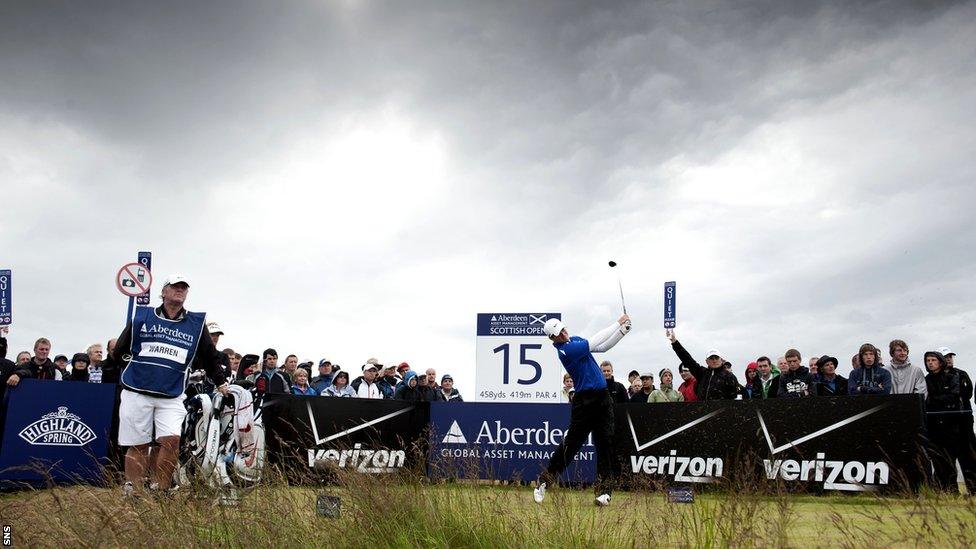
[0,324,464,403]
[1,324,972,493]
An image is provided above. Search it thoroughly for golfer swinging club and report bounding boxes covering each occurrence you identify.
[535,313,631,506]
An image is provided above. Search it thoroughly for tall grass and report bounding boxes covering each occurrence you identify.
[3,462,974,548]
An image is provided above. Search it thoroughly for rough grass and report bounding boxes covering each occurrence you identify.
[2,472,974,548]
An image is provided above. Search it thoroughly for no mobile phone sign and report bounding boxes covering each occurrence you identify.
[116,262,153,298]
[664,281,676,329]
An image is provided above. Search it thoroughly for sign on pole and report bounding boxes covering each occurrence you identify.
[664,281,676,329]
[116,262,153,298]
[136,251,152,305]
[475,313,562,403]
[0,269,11,326]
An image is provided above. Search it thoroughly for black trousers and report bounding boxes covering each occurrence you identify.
[930,423,976,493]
[542,388,620,495]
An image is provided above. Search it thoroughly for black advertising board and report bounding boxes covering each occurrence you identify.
[618,395,925,492]
[261,395,430,481]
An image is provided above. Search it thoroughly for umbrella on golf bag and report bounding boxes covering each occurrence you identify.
[178,375,266,503]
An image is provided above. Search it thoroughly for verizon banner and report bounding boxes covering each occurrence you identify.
[262,395,429,480]
[619,395,925,492]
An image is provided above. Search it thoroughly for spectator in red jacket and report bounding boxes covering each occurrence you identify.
[677,364,698,402]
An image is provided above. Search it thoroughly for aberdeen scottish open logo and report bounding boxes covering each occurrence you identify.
[18,406,97,447]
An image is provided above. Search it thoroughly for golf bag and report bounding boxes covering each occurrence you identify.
[178,376,266,502]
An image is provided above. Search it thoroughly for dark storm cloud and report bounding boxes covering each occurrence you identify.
[1,0,974,387]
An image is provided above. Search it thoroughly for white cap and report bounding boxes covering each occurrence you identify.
[937,346,955,357]
[362,363,379,373]
[543,318,566,338]
[206,321,223,335]
[705,349,722,359]
[162,274,190,287]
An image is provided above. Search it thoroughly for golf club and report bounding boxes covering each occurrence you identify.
[608,260,627,315]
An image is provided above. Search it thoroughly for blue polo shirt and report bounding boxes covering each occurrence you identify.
[554,336,607,393]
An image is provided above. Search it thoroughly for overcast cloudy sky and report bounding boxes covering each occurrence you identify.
[2,0,974,395]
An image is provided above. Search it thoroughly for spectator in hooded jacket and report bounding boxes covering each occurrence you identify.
[751,356,779,399]
[67,353,92,381]
[814,356,848,396]
[884,339,927,397]
[739,363,759,399]
[777,349,817,397]
[437,375,463,401]
[677,364,698,402]
[649,368,684,403]
[923,351,974,493]
[322,371,356,397]
[667,331,737,400]
[600,361,629,403]
[849,343,892,395]
[937,346,975,494]
[394,371,424,401]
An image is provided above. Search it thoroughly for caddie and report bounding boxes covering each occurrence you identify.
[108,274,228,496]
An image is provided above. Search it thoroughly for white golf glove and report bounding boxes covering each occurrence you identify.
[620,320,632,334]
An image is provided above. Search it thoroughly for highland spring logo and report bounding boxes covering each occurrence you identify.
[18,407,97,447]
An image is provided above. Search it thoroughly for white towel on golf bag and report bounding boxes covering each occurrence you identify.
[227,384,256,455]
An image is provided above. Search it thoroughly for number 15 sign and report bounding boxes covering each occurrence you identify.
[475,313,562,403]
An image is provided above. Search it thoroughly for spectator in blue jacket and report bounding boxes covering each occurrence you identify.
[290,368,318,396]
[311,359,334,394]
[849,343,892,395]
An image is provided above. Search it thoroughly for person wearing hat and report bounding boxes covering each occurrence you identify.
[52,353,70,379]
[104,273,229,496]
[676,363,698,402]
[937,346,975,494]
[666,330,737,401]
[922,350,973,493]
[321,370,356,397]
[67,353,92,382]
[437,374,463,402]
[534,313,632,507]
[738,363,759,399]
[311,359,335,394]
[649,368,684,403]
[237,354,261,381]
[813,356,847,396]
[629,372,655,403]
[625,370,641,399]
[351,362,385,399]
[206,322,233,380]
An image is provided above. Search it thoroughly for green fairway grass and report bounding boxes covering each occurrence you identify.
[2,478,973,548]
